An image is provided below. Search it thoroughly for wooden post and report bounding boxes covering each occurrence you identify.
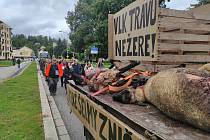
[108,14,114,60]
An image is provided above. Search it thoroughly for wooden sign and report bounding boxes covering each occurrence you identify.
[109,0,159,61]
[67,85,146,140]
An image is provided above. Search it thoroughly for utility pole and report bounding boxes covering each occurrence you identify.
[59,30,71,59]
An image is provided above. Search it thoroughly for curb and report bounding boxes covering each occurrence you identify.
[37,63,71,140]
[38,69,59,140]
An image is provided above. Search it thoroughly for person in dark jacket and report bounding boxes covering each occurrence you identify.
[17,59,21,68]
[63,62,73,91]
[71,59,85,85]
[45,58,63,96]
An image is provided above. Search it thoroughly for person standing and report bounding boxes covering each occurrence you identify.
[58,60,64,87]
[63,62,73,92]
[45,58,63,96]
[12,57,16,66]
[96,58,104,69]
[17,59,21,68]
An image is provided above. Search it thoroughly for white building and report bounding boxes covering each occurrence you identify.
[0,20,12,60]
[12,46,34,59]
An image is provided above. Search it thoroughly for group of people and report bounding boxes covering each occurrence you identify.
[12,58,21,68]
[39,57,105,96]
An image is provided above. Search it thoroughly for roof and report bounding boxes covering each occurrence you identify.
[0,20,11,28]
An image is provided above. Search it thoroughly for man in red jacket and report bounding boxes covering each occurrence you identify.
[45,58,63,96]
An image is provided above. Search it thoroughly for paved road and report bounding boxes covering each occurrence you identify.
[0,61,30,81]
[53,80,86,140]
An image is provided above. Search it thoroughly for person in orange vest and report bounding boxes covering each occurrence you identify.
[45,58,63,96]
[58,60,65,87]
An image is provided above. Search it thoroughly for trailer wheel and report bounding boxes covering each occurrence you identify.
[84,126,95,140]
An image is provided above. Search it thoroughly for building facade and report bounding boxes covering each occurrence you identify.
[12,46,34,59]
[0,20,12,60]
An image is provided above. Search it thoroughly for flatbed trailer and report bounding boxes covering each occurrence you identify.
[66,1,210,139]
[67,81,210,140]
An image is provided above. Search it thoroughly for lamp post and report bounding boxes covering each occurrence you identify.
[59,30,71,59]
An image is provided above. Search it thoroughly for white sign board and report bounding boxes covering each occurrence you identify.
[109,0,159,61]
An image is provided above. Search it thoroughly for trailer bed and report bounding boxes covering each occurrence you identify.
[68,81,210,140]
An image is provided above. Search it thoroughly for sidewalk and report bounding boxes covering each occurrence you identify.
[37,64,71,140]
[0,61,31,81]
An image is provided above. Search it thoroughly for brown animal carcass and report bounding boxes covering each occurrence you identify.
[140,68,210,132]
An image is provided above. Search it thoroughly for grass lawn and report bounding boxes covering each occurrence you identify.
[0,62,44,140]
[0,60,13,67]
[92,61,111,68]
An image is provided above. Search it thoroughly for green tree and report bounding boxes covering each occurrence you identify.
[66,0,170,58]
[12,35,66,57]
[66,0,137,58]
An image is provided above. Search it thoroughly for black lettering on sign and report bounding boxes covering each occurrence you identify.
[73,93,77,110]
[151,0,157,26]
[145,1,151,26]
[145,34,150,56]
[129,8,135,31]
[134,7,140,30]
[115,34,156,57]
[151,33,156,58]
[78,94,81,115]
[86,102,91,124]
[118,16,121,34]
[114,12,127,35]
[123,133,132,140]
[127,38,132,56]
[140,4,145,29]
[82,98,86,119]
[114,17,118,35]
[99,113,107,140]
[133,37,138,56]
[115,40,121,56]
[122,12,127,33]
[123,129,133,140]
[93,107,97,131]
[122,39,126,56]
[118,127,122,140]
[109,120,117,140]
[138,36,144,56]
[114,0,157,34]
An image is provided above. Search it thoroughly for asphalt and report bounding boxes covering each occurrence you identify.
[53,81,86,140]
[0,61,31,81]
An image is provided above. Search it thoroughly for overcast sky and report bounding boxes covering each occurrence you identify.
[0,0,198,38]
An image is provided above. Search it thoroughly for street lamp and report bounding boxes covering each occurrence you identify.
[59,30,71,59]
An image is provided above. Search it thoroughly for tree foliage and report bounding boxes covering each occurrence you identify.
[66,0,171,58]
[12,35,67,58]
[66,0,137,58]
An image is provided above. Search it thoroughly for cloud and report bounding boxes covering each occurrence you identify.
[0,0,77,38]
[0,0,198,38]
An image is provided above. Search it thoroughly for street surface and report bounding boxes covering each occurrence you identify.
[53,80,86,140]
[0,62,30,81]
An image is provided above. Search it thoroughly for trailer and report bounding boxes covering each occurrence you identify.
[67,81,210,140]
[67,1,210,139]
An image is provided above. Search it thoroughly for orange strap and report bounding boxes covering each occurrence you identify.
[91,73,138,96]
[129,69,152,77]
